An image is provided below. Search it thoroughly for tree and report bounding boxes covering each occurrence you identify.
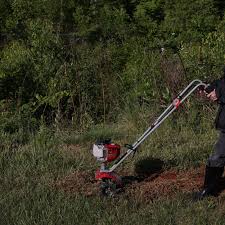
[162,0,219,45]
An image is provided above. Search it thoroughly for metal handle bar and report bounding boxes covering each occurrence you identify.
[131,80,206,149]
[155,79,203,124]
[107,80,207,172]
[132,80,206,149]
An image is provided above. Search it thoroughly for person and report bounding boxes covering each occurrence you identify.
[196,70,225,199]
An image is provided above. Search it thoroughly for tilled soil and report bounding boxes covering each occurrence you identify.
[54,166,212,200]
[126,167,205,201]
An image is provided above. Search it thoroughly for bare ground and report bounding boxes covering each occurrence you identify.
[54,166,209,200]
[54,145,225,201]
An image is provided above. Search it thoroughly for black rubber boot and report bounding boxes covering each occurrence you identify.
[194,166,224,200]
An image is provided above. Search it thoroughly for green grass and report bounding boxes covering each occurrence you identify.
[1,185,225,225]
[1,107,225,225]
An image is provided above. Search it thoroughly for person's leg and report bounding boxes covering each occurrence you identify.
[195,132,225,199]
[207,132,225,168]
[200,166,223,196]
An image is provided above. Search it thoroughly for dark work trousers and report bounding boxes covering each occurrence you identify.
[207,132,225,167]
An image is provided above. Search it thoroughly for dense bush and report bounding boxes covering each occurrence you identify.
[1,0,225,132]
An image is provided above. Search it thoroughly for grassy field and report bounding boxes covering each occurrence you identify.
[1,106,225,225]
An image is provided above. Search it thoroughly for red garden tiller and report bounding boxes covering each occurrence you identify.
[92,79,207,196]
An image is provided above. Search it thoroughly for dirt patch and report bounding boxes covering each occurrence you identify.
[55,167,202,197]
[127,167,205,201]
[54,166,225,200]
[54,171,99,196]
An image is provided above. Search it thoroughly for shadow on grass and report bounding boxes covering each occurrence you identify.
[121,157,165,185]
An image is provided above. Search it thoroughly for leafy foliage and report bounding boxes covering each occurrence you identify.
[1,0,225,131]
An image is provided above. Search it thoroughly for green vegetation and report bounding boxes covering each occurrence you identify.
[0,121,224,225]
[1,0,225,224]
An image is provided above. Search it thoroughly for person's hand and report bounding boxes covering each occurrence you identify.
[207,89,218,101]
